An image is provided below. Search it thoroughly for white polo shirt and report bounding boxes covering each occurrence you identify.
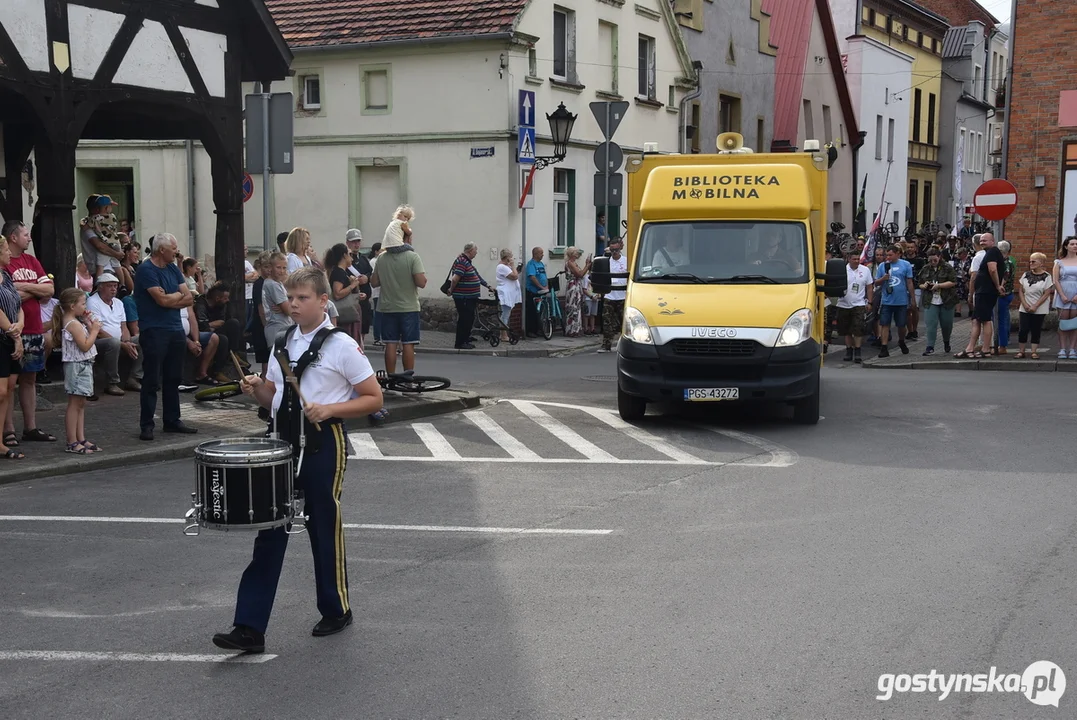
[244,260,255,301]
[267,313,374,413]
[87,293,127,338]
[606,254,628,301]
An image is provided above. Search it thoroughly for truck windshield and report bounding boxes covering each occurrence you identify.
[634,221,809,284]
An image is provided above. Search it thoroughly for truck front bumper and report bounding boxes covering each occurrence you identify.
[617,337,820,404]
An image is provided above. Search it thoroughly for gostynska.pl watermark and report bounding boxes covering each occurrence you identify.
[877,661,1066,707]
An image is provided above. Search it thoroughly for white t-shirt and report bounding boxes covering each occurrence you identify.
[87,293,127,338]
[651,245,690,268]
[286,253,307,274]
[244,260,255,301]
[1020,272,1053,315]
[837,264,873,308]
[266,314,374,413]
[606,254,628,301]
[970,250,986,273]
[369,256,380,300]
[495,263,521,307]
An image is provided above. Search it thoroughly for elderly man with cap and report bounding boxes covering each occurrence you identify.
[87,272,143,396]
[345,229,373,342]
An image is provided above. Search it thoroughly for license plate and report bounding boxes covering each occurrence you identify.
[684,387,739,401]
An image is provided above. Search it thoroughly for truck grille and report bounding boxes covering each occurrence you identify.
[669,339,758,357]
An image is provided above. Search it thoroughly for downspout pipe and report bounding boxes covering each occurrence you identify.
[186,139,196,256]
[678,61,704,154]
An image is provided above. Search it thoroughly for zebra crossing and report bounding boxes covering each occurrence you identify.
[347,400,798,467]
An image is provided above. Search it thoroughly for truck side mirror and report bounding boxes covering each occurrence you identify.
[816,258,847,298]
[590,256,612,295]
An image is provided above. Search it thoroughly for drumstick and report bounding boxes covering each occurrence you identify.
[229,351,248,382]
[273,350,322,431]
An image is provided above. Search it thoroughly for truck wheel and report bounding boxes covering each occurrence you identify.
[618,387,646,422]
[792,389,820,425]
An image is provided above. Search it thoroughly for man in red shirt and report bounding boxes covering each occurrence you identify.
[2,221,56,445]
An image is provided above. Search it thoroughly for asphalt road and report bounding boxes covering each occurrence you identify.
[2,353,1075,719]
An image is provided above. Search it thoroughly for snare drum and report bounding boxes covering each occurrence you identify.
[188,437,296,533]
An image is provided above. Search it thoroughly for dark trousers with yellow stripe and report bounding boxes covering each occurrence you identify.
[234,422,349,633]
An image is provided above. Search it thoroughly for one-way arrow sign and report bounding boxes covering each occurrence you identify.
[518,90,535,128]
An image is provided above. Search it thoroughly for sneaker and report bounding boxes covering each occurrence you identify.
[312,610,353,637]
[1069,350,1077,360]
[597,348,611,354]
[878,346,890,358]
[907,332,919,341]
[212,625,265,653]
[853,348,863,364]
[922,347,935,356]
[125,379,142,392]
[899,341,909,355]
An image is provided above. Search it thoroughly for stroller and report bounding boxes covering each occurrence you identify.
[473,291,520,347]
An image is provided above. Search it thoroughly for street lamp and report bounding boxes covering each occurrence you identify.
[535,102,577,169]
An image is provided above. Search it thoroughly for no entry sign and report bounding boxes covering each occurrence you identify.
[973,179,1018,221]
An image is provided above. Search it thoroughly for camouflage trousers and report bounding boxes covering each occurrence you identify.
[601,300,624,351]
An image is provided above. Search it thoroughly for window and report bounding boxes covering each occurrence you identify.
[690,102,701,153]
[719,94,741,134]
[360,65,392,115]
[637,34,656,99]
[888,118,895,161]
[803,99,814,139]
[553,8,576,82]
[973,65,982,99]
[918,31,924,47]
[922,181,932,226]
[927,93,936,145]
[959,128,966,170]
[867,8,876,27]
[822,104,832,144]
[931,38,939,54]
[978,132,985,172]
[668,85,676,107]
[528,48,538,77]
[599,21,618,93]
[756,117,766,153]
[908,180,919,227]
[875,115,883,160]
[301,75,321,110]
[912,89,922,142]
[553,168,575,247]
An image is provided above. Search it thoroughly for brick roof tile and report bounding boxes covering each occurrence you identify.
[264,0,529,49]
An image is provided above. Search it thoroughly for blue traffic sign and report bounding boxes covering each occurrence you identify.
[518,89,536,128]
[517,127,536,164]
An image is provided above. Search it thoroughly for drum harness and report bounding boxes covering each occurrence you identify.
[272,326,345,479]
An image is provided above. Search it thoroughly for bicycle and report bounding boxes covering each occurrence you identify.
[376,370,451,393]
[194,381,244,402]
[533,271,566,340]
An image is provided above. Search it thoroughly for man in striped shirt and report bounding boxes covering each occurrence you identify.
[448,243,490,349]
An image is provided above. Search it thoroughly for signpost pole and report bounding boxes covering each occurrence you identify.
[261,86,272,250]
[603,102,610,252]
[520,208,527,337]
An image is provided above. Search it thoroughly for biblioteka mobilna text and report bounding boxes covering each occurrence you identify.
[671,174,781,200]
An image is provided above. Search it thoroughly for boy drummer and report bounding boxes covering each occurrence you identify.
[213,267,383,653]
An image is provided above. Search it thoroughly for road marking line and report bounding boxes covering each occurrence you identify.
[464,410,541,460]
[344,457,711,464]
[0,651,276,664]
[411,423,461,460]
[509,400,616,461]
[347,432,383,459]
[0,516,614,535]
[711,429,798,467]
[575,406,706,464]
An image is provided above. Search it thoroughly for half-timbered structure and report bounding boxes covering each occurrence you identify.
[0,0,290,289]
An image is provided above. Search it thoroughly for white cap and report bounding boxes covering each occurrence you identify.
[97,272,120,284]
[345,228,362,243]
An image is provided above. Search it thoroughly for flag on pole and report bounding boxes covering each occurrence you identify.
[860,161,893,264]
[854,175,868,234]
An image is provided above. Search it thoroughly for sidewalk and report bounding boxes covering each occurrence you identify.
[827,315,1076,372]
[410,329,601,358]
[1,387,479,484]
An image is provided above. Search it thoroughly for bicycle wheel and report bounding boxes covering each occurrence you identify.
[386,375,452,393]
[539,302,554,340]
[194,383,243,401]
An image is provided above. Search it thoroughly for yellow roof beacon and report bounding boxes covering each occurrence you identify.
[591,132,847,425]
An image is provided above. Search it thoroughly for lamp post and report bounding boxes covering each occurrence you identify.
[521,103,577,337]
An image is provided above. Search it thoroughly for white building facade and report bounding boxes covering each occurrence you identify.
[68,0,695,299]
[843,36,913,232]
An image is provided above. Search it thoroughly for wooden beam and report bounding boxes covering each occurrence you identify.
[163,18,211,99]
[70,0,225,37]
[93,12,145,86]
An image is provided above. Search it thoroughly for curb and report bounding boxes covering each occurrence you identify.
[1,390,482,486]
[861,359,1077,372]
[416,345,599,358]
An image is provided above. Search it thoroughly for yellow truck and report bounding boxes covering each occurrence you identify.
[592,133,846,425]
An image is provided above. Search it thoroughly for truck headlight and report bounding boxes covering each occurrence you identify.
[776,308,813,347]
[622,307,654,345]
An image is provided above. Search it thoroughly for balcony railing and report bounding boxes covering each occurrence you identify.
[909,141,940,164]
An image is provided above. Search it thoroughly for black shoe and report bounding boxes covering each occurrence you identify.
[954,312,962,318]
[907,332,918,341]
[878,346,890,358]
[163,422,198,434]
[37,370,51,385]
[853,348,863,364]
[899,341,909,355]
[212,625,265,653]
[454,343,476,350]
[312,610,353,637]
[923,347,935,356]
[467,336,477,343]
[944,343,952,353]
[88,393,99,402]
[842,348,854,362]
[139,427,154,441]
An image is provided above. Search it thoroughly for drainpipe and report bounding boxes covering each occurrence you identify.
[999,0,1018,243]
[678,61,704,153]
[186,139,196,256]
